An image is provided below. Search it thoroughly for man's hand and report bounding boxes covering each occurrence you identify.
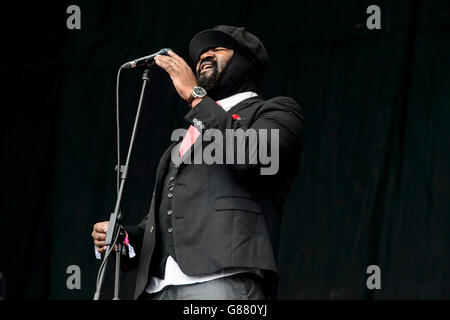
[92,221,110,254]
[154,50,199,104]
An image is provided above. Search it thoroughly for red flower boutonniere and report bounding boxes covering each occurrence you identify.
[232,114,241,120]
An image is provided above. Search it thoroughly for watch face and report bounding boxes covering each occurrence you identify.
[193,86,207,97]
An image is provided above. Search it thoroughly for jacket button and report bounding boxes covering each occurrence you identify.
[167,210,173,216]
[168,227,173,233]
[150,225,154,232]
[168,193,173,198]
[169,176,175,182]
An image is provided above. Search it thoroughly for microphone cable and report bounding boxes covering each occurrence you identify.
[94,67,123,297]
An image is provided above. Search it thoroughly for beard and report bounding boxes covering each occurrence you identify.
[195,51,260,101]
[196,58,225,92]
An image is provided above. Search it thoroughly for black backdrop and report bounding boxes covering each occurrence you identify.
[0,0,449,299]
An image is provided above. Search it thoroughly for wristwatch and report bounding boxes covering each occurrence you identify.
[187,86,207,105]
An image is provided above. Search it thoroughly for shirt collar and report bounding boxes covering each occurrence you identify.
[216,91,258,112]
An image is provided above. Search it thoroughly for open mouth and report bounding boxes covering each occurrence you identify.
[201,62,214,72]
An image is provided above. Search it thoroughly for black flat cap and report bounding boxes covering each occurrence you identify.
[189,25,269,75]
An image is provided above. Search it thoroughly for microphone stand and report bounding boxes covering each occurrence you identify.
[94,68,151,300]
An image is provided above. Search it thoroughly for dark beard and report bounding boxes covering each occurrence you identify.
[195,51,260,101]
[196,59,222,92]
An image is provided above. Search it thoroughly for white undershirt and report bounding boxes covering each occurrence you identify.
[215,91,258,111]
[145,91,260,294]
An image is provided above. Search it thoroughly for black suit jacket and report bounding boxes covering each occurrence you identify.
[123,95,304,299]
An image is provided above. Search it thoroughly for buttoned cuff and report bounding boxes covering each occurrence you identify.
[184,97,232,132]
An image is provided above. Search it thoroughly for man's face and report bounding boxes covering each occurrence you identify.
[195,47,234,91]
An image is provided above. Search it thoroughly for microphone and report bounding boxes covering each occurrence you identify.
[120,48,172,69]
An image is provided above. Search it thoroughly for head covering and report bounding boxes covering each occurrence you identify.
[189,25,269,76]
[189,25,269,100]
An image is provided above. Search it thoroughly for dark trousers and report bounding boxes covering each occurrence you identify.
[138,273,267,300]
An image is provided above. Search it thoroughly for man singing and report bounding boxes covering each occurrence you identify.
[92,25,304,300]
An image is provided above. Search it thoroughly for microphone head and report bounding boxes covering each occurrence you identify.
[159,48,172,56]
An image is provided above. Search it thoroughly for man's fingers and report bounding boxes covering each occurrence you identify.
[97,246,107,253]
[168,50,185,64]
[157,53,180,64]
[92,221,110,255]
[155,54,185,71]
[94,222,108,233]
[96,244,116,253]
[94,240,105,247]
[155,58,173,73]
[94,233,106,241]
[94,223,102,232]
[155,55,172,64]
[156,56,177,70]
